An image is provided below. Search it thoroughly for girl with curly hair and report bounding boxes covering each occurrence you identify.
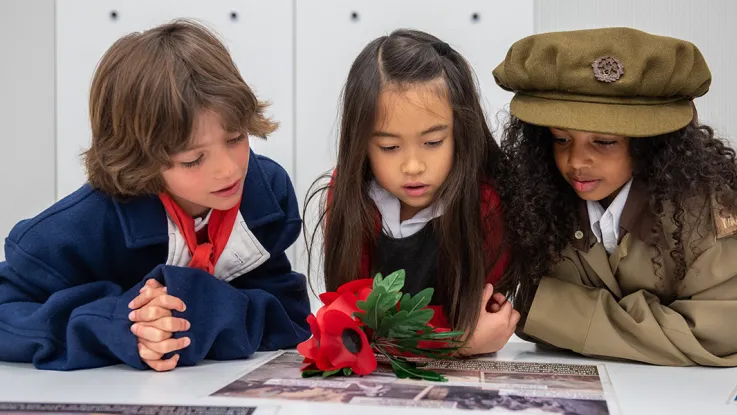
[495,27,737,366]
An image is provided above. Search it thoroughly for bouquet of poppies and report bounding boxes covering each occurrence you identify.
[297,270,465,382]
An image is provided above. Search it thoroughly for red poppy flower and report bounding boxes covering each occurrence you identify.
[296,314,332,369]
[319,278,373,306]
[317,292,361,325]
[337,278,373,297]
[315,279,374,330]
[317,310,376,375]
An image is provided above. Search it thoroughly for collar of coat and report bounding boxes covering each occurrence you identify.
[572,179,737,252]
[112,150,285,249]
[572,179,653,252]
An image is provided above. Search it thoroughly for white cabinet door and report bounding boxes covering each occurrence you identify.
[0,0,56,260]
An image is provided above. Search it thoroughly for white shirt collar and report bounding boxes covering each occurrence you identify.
[165,209,270,282]
[587,179,633,254]
[193,209,213,232]
[368,181,444,238]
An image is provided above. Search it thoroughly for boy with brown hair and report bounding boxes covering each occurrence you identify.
[0,20,310,371]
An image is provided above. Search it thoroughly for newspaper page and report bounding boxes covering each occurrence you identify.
[212,351,619,414]
[0,402,273,415]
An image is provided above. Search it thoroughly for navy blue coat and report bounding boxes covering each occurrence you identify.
[0,152,310,370]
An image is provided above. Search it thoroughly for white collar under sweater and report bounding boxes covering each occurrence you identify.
[586,178,633,255]
[369,181,444,238]
[164,209,270,281]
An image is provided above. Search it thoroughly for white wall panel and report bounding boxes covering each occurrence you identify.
[0,0,56,261]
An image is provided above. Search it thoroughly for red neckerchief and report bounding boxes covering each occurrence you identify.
[159,193,240,274]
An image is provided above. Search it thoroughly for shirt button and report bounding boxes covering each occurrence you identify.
[574,230,584,240]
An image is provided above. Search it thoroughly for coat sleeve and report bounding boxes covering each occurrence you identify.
[147,255,310,366]
[523,236,737,366]
[0,239,149,370]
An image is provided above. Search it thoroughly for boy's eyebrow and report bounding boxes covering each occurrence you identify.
[174,143,206,154]
[371,124,449,138]
[177,131,242,153]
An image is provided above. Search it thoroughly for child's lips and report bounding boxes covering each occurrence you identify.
[402,183,429,197]
[570,177,601,193]
[212,181,240,197]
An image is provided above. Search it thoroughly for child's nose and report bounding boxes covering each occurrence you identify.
[567,144,592,169]
[401,156,426,176]
[213,154,238,179]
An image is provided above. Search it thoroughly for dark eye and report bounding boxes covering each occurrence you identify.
[228,135,246,144]
[595,140,617,146]
[379,145,399,152]
[552,137,569,144]
[426,139,444,148]
[181,155,203,168]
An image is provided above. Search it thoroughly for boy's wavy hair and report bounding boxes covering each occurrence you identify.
[501,116,737,309]
[84,19,277,197]
[304,29,510,332]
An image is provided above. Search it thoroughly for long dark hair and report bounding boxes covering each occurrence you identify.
[501,116,737,308]
[303,29,508,332]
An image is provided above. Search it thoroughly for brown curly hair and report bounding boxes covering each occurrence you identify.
[500,116,737,308]
[84,19,277,197]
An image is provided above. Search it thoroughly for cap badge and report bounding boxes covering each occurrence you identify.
[592,56,624,83]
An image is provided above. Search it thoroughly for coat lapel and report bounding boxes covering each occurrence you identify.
[579,242,623,298]
[572,198,622,297]
[114,151,284,249]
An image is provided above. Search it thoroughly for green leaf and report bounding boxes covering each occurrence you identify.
[415,330,466,340]
[389,338,419,349]
[377,337,464,360]
[373,306,435,340]
[381,292,402,314]
[390,340,461,352]
[301,370,323,378]
[386,309,435,338]
[392,346,462,360]
[399,287,434,313]
[374,309,402,338]
[342,368,353,376]
[368,287,399,315]
[379,270,405,293]
[389,359,447,382]
[357,286,399,329]
[372,273,384,289]
[322,369,341,378]
[356,286,383,329]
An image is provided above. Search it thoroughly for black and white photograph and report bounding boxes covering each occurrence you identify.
[213,352,617,413]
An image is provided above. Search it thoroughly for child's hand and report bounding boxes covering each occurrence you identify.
[128,279,191,371]
[460,284,520,356]
[487,292,508,313]
[128,279,169,309]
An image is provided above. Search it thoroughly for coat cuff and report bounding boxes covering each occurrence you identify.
[523,277,600,353]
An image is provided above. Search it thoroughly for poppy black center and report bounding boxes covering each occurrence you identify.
[341,329,362,353]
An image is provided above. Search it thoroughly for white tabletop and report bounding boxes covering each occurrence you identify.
[0,341,734,415]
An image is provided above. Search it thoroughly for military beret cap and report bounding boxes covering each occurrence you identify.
[493,27,711,137]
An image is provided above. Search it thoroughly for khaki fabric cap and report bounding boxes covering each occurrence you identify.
[493,27,712,137]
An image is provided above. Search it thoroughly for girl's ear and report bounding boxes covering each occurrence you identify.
[690,101,699,126]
